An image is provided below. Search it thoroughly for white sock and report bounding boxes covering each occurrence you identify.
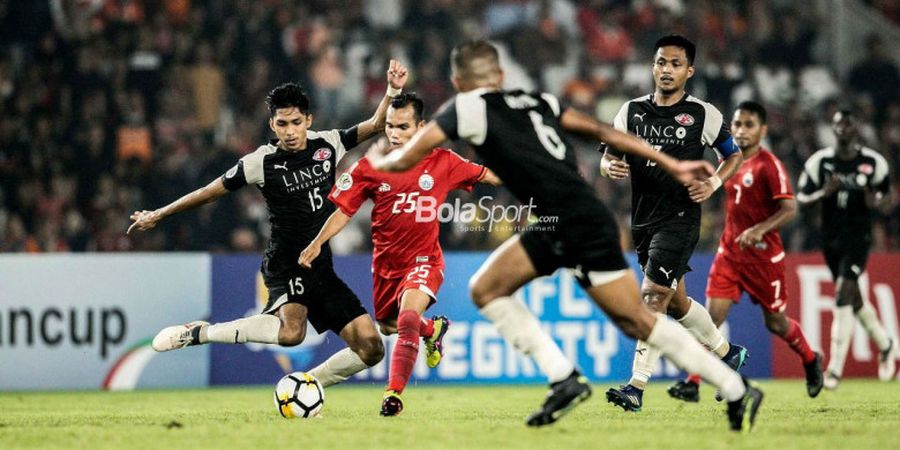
[827,305,854,377]
[646,317,746,402]
[480,296,574,383]
[856,302,891,351]
[630,339,661,389]
[205,314,281,344]
[308,348,371,387]
[677,298,729,357]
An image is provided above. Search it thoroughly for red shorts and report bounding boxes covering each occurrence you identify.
[372,264,444,322]
[706,252,787,313]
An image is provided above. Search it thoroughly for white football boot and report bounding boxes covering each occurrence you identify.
[878,339,897,381]
[152,320,208,352]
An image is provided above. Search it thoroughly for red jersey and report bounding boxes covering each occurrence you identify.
[719,148,793,263]
[329,148,486,277]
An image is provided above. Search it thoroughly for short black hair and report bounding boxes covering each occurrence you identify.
[654,34,696,66]
[736,101,767,124]
[266,82,310,116]
[390,92,425,122]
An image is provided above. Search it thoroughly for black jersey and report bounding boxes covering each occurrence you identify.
[798,146,890,244]
[611,94,735,229]
[221,127,358,277]
[433,88,606,223]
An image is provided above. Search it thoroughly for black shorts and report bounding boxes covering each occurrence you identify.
[632,220,700,289]
[262,263,368,335]
[520,213,629,289]
[824,242,870,281]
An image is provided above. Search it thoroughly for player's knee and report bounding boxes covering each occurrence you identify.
[278,322,307,347]
[354,336,385,366]
[469,276,496,308]
[641,288,671,313]
[764,313,787,336]
[378,322,397,335]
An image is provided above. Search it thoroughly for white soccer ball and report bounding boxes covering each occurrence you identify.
[273,372,324,418]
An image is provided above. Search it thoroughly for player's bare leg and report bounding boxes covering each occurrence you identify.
[308,314,384,388]
[152,301,307,351]
[587,272,762,431]
[470,235,589,427]
[380,289,433,416]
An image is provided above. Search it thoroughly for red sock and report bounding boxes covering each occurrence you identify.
[419,317,434,339]
[783,318,816,364]
[687,374,702,385]
[388,310,421,393]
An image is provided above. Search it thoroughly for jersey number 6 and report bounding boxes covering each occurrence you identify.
[529,111,566,160]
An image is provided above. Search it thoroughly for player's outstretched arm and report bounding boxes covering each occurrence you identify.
[127,178,229,234]
[479,168,503,186]
[688,151,743,203]
[560,108,714,184]
[599,148,630,180]
[735,198,797,250]
[355,59,409,143]
[367,121,446,172]
[298,210,352,268]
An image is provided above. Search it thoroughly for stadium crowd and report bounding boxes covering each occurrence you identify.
[1,0,898,254]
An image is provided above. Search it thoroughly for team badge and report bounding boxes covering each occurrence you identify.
[674,113,695,126]
[676,127,687,139]
[322,160,331,173]
[226,165,238,178]
[742,171,754,187]
[379,183,391,192]
[858,163,873,175]
[418,173,434,191]
[336,173,353,191]
[312,148,332,161]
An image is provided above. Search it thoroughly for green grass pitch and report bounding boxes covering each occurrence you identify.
[2,380,898,449]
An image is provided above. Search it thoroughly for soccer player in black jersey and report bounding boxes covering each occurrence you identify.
[366,40,762,431]
[797,110,897,388]
[601,35,748,411]
[128,60,409,389]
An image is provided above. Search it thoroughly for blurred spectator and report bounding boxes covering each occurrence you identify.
[848,34,899,126]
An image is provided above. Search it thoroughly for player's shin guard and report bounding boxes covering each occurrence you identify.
[205,314,281,344]
[783,318,816,364]
[827,305,854,378]
[856,302,891,351]
[677,298,729,357]
[480,296,574,383]
[387,310,422,393]
[308,348,371,387]
[646,318,746,402]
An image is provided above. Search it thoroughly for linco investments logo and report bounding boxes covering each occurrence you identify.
[392,193,558,232]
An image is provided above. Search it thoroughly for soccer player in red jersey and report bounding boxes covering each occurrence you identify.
[299,93,501,416]
[668,101,824,401]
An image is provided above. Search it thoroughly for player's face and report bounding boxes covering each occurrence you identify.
[385,105,424,150]
[832,112,858,143]
[269,107,312,151]
[652,46,694,95]
[731,110,767,150]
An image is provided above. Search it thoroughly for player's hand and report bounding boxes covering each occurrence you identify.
[822,175,842,197]
[387,59,408,91]
[602,157,630,180]
[127,210,162,234]
[687,178,717,203]
[298,243,321,268]
[365,137,391,167]
[735,225,766,250]
[670,160,715,187]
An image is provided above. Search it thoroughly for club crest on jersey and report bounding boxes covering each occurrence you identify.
[379,183,391,192]
[418,173,434,191]
[742,172,754,187]
[858,163,873,175]
[336,173,353,191]
[674,113,695,126]
[312,148,332,161]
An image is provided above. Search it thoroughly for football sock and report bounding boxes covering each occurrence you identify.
[420,317,435,339]
[856,302,891,351]
[480,296,573,383]
[387,310,422,393]
[308,348,371,387]
[783,318,817,364]
[677,298,729,357]
[203,314,281,344]
[646,316,746,402]
[827,305,854,377]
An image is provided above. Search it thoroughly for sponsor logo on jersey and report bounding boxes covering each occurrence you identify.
[312,148,332,161]
[675,127,687,139]
[674,113,695,126]
[858,163,873,175]
[274,162,288,171]
[742,171,754,187]
[336,173,353,191]
[419,173,435,191]
[379,183,391,192]
[322,160,331,173]
[226,165,238,178]
[633,112,647,122]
